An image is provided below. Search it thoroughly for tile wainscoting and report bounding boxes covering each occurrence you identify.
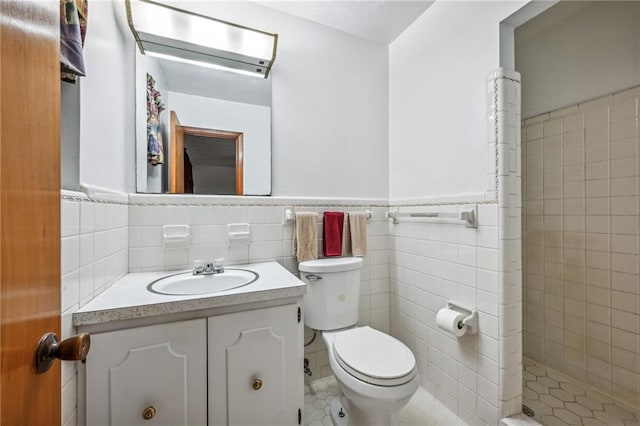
[60,190,129,426]
[127,194,391,380]
[388,68,523,426]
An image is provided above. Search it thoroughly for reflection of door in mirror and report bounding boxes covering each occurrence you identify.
[170,111,244,195]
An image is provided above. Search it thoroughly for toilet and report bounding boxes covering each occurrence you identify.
[300,257,418,426]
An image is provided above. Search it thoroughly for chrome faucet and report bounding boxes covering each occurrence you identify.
[193,258,225,275]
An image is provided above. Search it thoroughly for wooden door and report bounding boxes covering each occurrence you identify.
[0,1,62,424]
[170,110,185,193]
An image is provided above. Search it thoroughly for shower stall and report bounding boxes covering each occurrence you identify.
[517,2,640,424]
[521,88,640,424]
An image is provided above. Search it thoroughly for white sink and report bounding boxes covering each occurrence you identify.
[148,268,259,295]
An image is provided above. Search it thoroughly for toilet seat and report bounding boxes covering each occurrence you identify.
[333,326,417,386]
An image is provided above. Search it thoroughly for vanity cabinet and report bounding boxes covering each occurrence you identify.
[84,318,207,425]
[209,304,303,425]
[82,303,303,426]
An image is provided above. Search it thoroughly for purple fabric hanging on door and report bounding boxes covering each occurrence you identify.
[60,0,88,83]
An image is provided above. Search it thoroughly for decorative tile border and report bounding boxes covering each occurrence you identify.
[129,193,388,208]
[61,189,129,206]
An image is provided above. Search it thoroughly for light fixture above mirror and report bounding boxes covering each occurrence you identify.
[125,0,278,78]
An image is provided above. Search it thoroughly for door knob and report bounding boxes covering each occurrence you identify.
[34,332,91,374]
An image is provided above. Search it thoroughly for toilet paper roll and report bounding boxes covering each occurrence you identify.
[436,307,467,337]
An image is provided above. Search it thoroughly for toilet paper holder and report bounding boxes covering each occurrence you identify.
[447,301,478,334]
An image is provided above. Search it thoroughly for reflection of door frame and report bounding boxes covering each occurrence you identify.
[169,111,244,195]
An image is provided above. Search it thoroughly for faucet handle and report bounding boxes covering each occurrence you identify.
[192,259,204,275]
[213,258,225,272]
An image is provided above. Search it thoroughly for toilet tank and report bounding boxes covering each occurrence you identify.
[299,257,363,331]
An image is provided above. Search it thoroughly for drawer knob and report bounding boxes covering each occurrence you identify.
[252,378,263,390]
[142,406,156,420]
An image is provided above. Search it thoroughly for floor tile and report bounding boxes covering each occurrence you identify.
[522,357,640,426]
[304,376,468,426]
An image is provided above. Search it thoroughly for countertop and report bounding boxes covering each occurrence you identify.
[73,261,305,329]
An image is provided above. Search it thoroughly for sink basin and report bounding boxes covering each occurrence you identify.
[147,268,259,295]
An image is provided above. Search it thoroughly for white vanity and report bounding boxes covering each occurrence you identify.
[74,261,305,426]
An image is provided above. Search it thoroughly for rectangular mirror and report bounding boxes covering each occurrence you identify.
[135,48,272,195]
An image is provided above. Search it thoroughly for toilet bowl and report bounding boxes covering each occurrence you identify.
[299,257,419,425]
[323,327,418,426]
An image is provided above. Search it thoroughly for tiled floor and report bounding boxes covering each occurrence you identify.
[304,376,467,426]
[522,357,640,426]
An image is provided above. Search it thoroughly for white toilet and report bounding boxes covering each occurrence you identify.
[300,257,418,426]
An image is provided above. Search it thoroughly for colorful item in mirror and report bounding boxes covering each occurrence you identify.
[60,0,88,83]
[147,74,166,165]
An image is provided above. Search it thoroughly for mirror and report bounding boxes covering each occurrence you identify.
[135,49,272,195]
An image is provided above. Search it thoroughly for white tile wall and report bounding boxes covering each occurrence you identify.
[389,203,500,426]
[388,69,522,426]
[128,195,390,381]
[495,71,523,421]
[522,86,640,409]
[60,191,129,426]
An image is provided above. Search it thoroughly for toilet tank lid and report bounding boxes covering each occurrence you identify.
[299,257,363,273]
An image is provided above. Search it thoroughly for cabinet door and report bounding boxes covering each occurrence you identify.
[209,304,303,426]
[83,319,207,426]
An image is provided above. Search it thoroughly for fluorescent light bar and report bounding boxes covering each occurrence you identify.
[146,51,266,79]
[125,0,278,78]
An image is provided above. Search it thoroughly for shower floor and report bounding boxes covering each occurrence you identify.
[522,357,640,426]
[304,376,467,426]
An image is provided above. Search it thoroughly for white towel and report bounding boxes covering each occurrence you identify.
[293,212,318,262]
[348,212,367,257]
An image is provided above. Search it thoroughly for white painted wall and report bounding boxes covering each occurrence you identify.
[388,1,526,201]
[516,1,640,119]
[61,82,80,190]
[79,1,136,193]
[169,92,271,195]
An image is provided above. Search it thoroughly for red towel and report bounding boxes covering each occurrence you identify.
[323,212,344,257]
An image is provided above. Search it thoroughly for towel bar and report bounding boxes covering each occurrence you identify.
[385,205,478,227]
[284,208,373,223]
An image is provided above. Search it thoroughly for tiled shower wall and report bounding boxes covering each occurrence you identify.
[127,195,391,380]
[60,191,129,426]
[522,86,640,408]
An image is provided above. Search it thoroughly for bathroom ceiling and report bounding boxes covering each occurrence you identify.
[256,1,434,45]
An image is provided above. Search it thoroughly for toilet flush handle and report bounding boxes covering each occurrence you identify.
[305,274,322,281]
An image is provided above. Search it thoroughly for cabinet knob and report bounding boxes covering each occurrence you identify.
[252,378,263,390]
[142,406,156,420]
